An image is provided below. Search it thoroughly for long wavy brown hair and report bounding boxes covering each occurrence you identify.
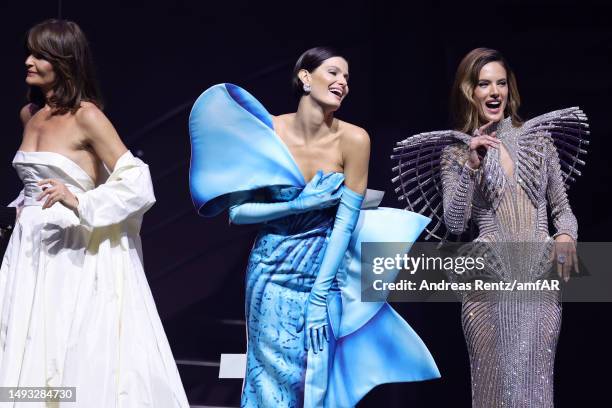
[25,19,102,115]
[450,48,522,133]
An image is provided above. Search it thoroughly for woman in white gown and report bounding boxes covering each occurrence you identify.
[0,19,189,407]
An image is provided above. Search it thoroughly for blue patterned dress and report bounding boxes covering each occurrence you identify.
[189,84,440,407]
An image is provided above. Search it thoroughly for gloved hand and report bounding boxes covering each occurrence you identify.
[289,171,344,213]
[229,171,343,224]
[297,186,364,353]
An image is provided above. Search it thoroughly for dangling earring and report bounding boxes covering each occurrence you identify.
[303,83,311,93]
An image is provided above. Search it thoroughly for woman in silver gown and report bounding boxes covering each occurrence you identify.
[392,48,588,407]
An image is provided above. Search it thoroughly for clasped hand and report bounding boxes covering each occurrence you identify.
[290,171,344,213]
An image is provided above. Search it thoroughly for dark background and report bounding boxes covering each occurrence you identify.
[1,0,611,407]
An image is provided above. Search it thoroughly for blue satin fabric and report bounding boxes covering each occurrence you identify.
[189,83,304,217]
[189,84,440,407]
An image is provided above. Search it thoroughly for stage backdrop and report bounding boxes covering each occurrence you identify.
[1,1,610,406]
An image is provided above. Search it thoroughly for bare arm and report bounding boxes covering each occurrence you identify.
[341,125,370,194]
[38,104,155,226]
[75,104,128,171]
[38,104,129,210]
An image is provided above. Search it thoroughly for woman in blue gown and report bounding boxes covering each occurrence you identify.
[189,47,440,407]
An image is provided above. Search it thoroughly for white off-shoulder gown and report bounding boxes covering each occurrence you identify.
[0,151,189,407]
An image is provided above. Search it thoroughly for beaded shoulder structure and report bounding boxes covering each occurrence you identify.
[391,130,472,240]
[521,107,589,188]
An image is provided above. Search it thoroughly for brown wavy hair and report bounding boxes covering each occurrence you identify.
[450,48,521,133]
[25,19,102,115]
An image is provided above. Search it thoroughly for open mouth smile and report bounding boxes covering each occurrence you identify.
[484,99,502,114]
[329,87,344,99]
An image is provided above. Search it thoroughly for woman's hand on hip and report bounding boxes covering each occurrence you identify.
[37,179,79,211]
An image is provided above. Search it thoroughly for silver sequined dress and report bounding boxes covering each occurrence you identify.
[391,108,589,408]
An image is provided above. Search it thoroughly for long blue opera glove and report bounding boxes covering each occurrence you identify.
[297,186,364,352]
[229,171,344,224]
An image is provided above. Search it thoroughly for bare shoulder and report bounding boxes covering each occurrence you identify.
[75,101,108,128]
[337,120,370,191]
[19,104,36,126]
[338,120,370,149]
[74,102,121,147]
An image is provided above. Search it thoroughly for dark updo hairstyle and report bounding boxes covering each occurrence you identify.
[25,19,103,115]
[291,46,347,97]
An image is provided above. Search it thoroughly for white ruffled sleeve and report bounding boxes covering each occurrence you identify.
[75,151,156,228]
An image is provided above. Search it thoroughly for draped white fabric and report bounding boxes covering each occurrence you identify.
[0,151,188,407]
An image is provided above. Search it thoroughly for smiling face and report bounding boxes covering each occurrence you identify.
[25,53,56,91]
[300,56,349,111]
[473,61,508,123]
